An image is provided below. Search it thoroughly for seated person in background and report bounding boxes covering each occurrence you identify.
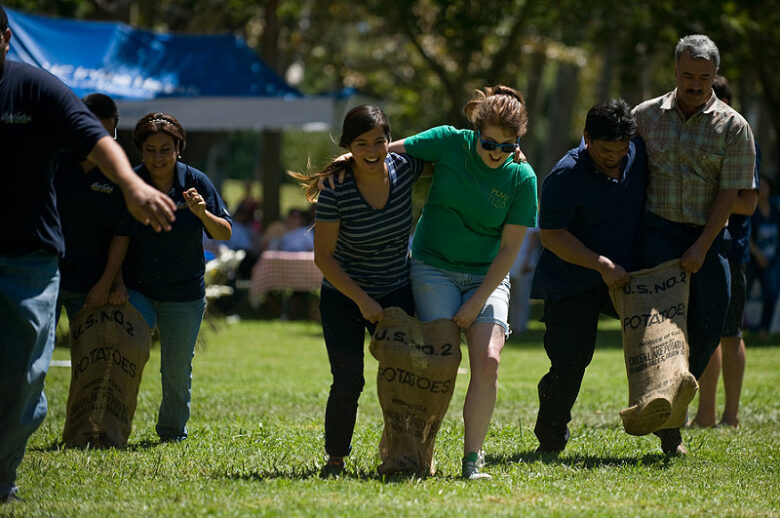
[54,93,129,322]
[224,204,262,278]
[260,219,285,251]
[234,179,262,235]
[509,226,540,334]
[225,205,259,252]
[263,207,315,319]
[267,208,314,252]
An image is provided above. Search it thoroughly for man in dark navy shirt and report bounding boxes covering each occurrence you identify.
[0,6,175,504]
[531,99,648,454]
[55,93,130,321]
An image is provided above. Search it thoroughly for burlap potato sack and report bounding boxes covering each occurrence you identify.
[609,259,698,436]
[369,307,461,475]
[63,303,152,448]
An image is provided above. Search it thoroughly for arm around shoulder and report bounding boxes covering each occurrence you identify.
[387,138,407,154]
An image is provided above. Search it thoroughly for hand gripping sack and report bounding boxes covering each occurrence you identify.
[63,303,152,448]
[369,307,461,475]
[609,259,698,436]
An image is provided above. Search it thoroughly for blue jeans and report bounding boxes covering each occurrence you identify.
[0,252,60,497]
[128,290,206,440]
[410,258,511,334]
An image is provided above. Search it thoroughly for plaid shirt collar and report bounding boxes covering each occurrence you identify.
[662,88,718,119]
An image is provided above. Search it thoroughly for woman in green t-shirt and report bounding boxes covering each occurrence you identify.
[388,86,538,480]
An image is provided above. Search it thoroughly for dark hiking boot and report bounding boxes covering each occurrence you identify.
[320,457,345,479]
[655,428,688,456]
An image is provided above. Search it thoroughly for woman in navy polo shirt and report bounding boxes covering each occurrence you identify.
[121,112,232,442]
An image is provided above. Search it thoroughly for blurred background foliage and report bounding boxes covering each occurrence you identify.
[6,0,777,216]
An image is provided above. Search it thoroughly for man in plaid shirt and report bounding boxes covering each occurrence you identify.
[633,34,757,455]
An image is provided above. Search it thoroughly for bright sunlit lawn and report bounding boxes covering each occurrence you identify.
[8,307,780,517]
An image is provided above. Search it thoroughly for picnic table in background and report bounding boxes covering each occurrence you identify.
[248,251,323,310]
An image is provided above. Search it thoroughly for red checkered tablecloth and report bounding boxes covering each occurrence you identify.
[249,251,323,306]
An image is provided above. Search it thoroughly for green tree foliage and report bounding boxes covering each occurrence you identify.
[6,0,777,173]
[578,0,778,169]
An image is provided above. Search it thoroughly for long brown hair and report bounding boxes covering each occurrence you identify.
[289,105,391,202]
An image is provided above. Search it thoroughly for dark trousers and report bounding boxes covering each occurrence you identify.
[640,211,731,379]
[319,284,415,457]
[534,284,616,452]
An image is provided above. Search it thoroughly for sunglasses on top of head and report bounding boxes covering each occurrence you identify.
[477,131,520,154]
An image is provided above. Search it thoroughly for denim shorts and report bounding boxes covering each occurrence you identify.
[410,258,511,335]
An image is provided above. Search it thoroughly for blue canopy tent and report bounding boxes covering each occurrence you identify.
[5,8,334,131]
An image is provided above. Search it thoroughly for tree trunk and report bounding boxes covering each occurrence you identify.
[522,50,547,171]
[259,0,283,227]
[258,131,282,227]
[541,62,580,177]
[599,44,614,103]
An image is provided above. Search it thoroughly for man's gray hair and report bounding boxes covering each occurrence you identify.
[675,35,720,69]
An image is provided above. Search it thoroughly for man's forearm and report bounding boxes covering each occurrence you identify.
[99,236,130,285]
[696,189,739,251]
[541,228,605,273]
[87,136,136,187]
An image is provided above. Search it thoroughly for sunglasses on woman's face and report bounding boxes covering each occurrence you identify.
[478,131,520,153]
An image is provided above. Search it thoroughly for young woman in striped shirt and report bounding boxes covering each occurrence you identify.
[292,105,424,477]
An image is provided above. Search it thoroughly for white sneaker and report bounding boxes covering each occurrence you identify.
[462,451,491,480]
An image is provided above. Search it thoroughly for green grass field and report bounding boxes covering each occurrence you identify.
[7,310,780,517]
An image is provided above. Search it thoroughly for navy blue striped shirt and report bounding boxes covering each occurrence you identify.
[316,152,423,297]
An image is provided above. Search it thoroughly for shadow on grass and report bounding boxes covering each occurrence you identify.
[221,467,321,481]
[28,437,166,452]
[219,453,681,481]
[30,436,194,452]
[124,438,172,450]
[487,450,677,469]
[28,439,64,452]
[220,467,462,483]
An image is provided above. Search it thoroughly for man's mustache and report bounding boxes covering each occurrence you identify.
[685,89,703,95]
